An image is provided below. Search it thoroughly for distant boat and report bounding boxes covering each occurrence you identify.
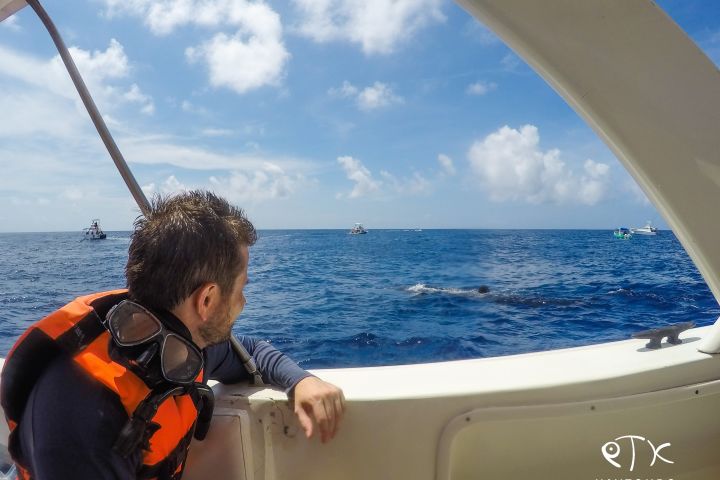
[613,227,632,239]
[631,221,658,235]
[83,219,106,240]
[349,223,367,235]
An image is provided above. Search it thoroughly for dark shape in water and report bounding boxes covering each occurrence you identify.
[477,285,490,294]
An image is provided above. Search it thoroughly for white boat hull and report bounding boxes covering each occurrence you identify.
[3,327,720,479]
[176,325,720,480]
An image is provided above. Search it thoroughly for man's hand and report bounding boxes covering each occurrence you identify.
[292,376,345,443]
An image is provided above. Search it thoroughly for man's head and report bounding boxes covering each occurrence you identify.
[126,191,256,346]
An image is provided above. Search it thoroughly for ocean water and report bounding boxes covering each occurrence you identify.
[0,230,718,368]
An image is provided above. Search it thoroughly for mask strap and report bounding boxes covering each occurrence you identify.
[189,383,215,441]
[113,385,186,458]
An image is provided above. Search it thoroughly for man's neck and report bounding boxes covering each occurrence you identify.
[169,302,207,349]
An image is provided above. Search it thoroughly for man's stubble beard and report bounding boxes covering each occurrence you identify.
[199,299,235,346]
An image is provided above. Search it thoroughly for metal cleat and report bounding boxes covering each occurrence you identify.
[632,321,696,349]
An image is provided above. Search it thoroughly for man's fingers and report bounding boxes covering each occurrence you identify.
[312,399,331,443]
[325,396,338,441]
[295,404,314,439]
[291,377,346,443]
[326,389,345,440]
[332,395,344,437]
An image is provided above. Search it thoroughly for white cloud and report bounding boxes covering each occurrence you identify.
[337,156,380,198]
[239,122,266,136]
[9,196,50,206]
[142,175,188,198]
[68,38,129,79]
[101,0,290,94]
[329,81,403,111]
[357,82,403,111]
[141,163,306,204]
[61,187,85,201]
[0,136,144,232]
[699,29,720,66]
[201,128,235,137]
[180,100,210,116]
[292,0,445,55]
[1,14,21,31]
[437,153,455,175]
[463,21,500,46]
[468,125,610,205]
[124,84,155,115]
[337,156,432,198]
[466,81,497,96]
[0,88,87,138]
[626,179,651,205]
[579,159,610,205]
[210,163,306,203]
[328,80,358,98]
[196,122,266,137]
[0,40,154,118]
[501,53,521,71]
[123,136,311,171]
[185,28,289,94]
[102,0,274,35]
[380,170,431,195]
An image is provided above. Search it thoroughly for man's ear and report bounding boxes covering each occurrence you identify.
[192,282,220,323]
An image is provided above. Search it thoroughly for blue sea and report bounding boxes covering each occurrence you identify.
[1,230,718,368]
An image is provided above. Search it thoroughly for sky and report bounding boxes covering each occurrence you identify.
[0,0,718,232]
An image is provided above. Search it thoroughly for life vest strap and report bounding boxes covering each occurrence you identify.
[1,310,106,424]
[114,385,188,458]
[55,310,106,353]
[136,415,197,480]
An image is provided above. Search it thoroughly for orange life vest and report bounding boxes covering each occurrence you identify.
[1,290,203,480]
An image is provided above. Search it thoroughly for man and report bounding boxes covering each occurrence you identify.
[1,191,345,479]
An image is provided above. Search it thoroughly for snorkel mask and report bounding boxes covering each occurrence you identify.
[105,300,203,387]
[104,300,215,457]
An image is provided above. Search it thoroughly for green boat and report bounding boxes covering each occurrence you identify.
[613,227,632,239]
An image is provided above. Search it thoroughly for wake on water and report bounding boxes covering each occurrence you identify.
[406,283,482,296]
[405,283,585,307]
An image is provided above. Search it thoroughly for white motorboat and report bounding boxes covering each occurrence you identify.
[632,221,659,236]
[349,223,367,235]
[2,1,720,480]
[82,219,106,240]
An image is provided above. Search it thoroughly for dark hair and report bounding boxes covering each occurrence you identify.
[126,190,257,310]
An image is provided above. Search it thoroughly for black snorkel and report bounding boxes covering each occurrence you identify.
[113,383,215,458]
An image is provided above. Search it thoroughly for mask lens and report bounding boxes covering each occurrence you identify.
[162,334,202,384]
[108,301,162,345]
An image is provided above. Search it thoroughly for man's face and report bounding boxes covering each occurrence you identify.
[199,245,249,346]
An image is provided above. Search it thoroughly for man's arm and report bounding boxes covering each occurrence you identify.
[204,335,311,390]
[204,336,345,443]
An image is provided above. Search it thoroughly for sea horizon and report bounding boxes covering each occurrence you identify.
[0,227,666,234]
[0,229,713,367]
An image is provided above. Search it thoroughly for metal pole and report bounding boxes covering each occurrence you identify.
[26,0,151,216]
[27,0,262,385]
